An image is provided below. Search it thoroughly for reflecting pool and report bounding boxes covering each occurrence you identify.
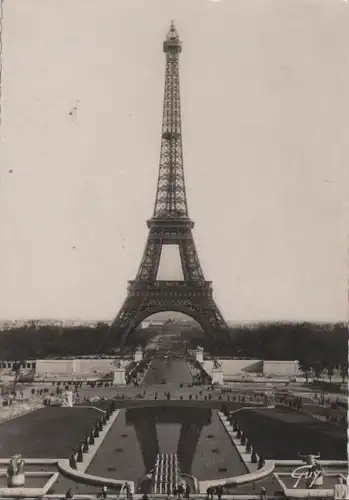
[87,406,248,489]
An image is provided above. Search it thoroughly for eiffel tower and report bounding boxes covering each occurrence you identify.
[105,22,229,348]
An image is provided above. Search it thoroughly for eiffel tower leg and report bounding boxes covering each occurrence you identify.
[104,295,145,349]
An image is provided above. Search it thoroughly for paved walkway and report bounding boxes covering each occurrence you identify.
[233,406,346,460]
[143,360,193,387]
[0,399,43,423]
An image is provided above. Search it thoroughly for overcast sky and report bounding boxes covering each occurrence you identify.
[0,0,348,323]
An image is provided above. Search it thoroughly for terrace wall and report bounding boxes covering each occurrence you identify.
[35,359,75,374]
[202,359,300,377]
[35,358,128,375]
[263,360,300,376]
[203,359,262,376]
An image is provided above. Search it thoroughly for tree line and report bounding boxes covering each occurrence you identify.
[0,321,347,379]
[201,322,348,380]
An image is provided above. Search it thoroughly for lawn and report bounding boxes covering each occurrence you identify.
[234,406,346,460]
[0,407,102,458]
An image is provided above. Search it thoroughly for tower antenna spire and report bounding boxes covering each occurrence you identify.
[169,19,177,34]
[155,20,185,218]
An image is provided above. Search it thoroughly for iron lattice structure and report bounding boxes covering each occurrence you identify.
[106,22,229,347]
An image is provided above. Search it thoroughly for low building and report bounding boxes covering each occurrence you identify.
[141,320,164,329]
[0,360,36,372]
[263,360,301,376]
[34,357,128,376]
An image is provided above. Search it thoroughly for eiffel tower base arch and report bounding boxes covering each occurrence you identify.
[104,280,228,349]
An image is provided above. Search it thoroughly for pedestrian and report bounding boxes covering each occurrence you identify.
[99,486,107,500]
[178,483,184,499]
[65,488,73,500]
[333,476,348,499]
[125,482,132,500]
[185,484,190,499]
[259,486,267,500]
[216,485,223,500]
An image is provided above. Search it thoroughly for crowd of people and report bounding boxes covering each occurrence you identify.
[65,476,348,500]
[64,482,276,500]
